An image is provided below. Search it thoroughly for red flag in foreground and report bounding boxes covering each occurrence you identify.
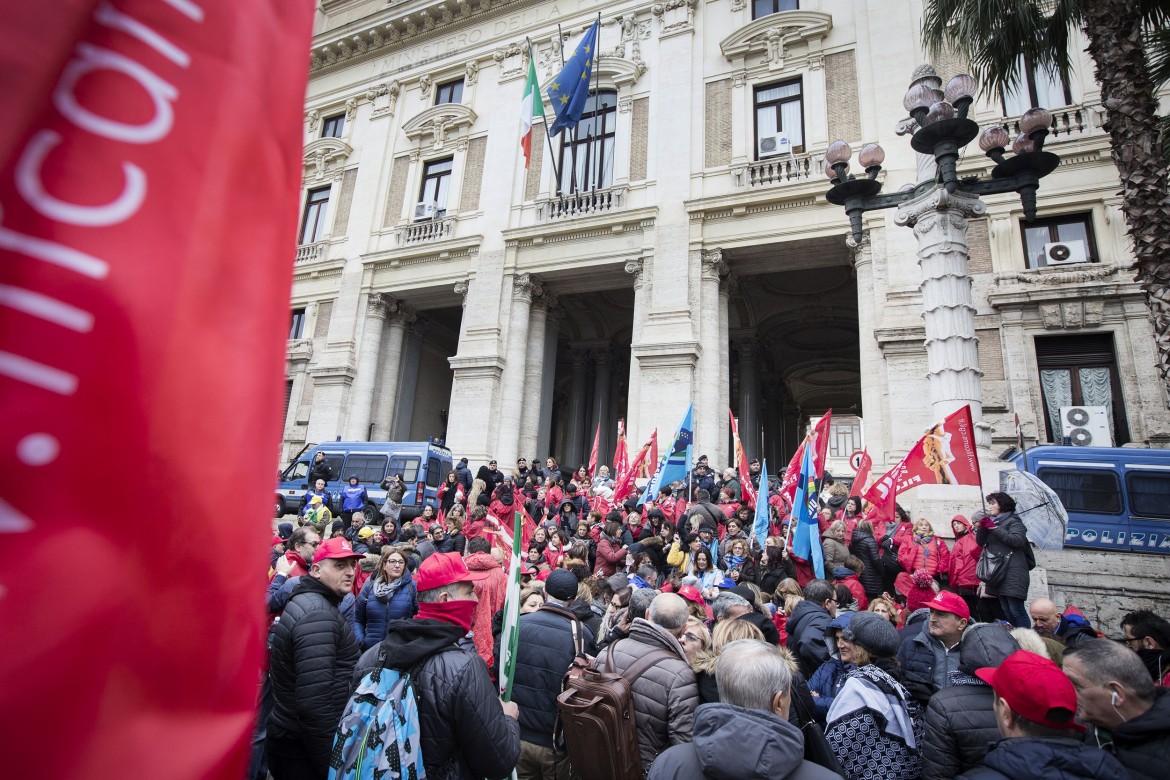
[780,410,832,504]
[730,409,758,509]
[0,2,314,778]
[613,418,629,482]
[863,406,982,521]
[587,422,600,477]
[849,449,872,500]
[613,430,656,504]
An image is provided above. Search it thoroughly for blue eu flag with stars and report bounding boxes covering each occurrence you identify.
[546,20,599,137]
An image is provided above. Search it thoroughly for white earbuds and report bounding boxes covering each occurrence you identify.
[1111,691,1119,706]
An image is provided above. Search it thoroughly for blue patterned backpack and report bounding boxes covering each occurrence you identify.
[329,650,426,780]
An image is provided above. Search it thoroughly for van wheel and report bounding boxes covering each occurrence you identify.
[364,501,379,522]
[275,498,285,518]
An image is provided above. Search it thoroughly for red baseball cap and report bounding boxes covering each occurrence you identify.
[927,591,971,621]
[976,650,1084,732]
[415,552,491,591]
[312,537,365,564]
[677,585,706,606]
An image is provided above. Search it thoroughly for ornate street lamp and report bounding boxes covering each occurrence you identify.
[826,68,1060,243]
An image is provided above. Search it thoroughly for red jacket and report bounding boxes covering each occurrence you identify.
[948,517,982,589]
[898,534,950,578]
[466,552,508,672]
[835,574,869,611]
[270,549,309,582]
[595,535,626,577]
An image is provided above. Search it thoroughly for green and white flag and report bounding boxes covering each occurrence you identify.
[518,39,544,169]
[498,510,524,700]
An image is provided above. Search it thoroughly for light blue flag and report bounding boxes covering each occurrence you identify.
[638,456,668,507]
[546,20,600,137]
[649,404,694,492]
[790,444,824,579]
[752,459,770,549]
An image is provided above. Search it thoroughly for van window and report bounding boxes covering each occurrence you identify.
[344,454,388,484]
[1037,468,1122,515]
[322,453,345,482]
[388,456,421,483]
[286,461,309,482]
[1126,471,1170,520]
[427,457,442,487]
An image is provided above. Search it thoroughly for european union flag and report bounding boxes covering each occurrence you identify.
[546,20,599,137]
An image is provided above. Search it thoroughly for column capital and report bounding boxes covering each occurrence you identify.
[386,299,417,327]
[701,248,729,281]
[625,258,646,289]
[453,278,471,307]
[894,186,986,232]
[513,272,544,302]
[366,292,392,319]
[847,229,872,269]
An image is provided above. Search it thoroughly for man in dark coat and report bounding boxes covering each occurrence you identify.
[509,570,596,779]
[957,649,1128,780]
[897,591,971,704]
[454,457,473,491]
[1064,639,1170,780]
[785,579,836,678]
[266,537,364,780]
[476,458,505,492]
[308,451,334,485]
[352,552,520,780]
[921,623,1020,780]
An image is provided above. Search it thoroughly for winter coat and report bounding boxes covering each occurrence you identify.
[957,737,1129,780]
[1086,686,1170,780]
[832,567,868,611]
[849,529,884,597]
[786,600,834,678]
[822,536,850,574]
[454,461,473,491]
[353,575,417,650]
[340,483,368,511]
[921,623,1021,780]
[299,488,333,515]
[975,511,1030,599]
[948,519,982,590]
[356,619,520,780]
[466,551,508,670]
[436,480,459,512]
[510,604,596,748]
[308,458,334,485]
[570,598,603,641]
[826,663,923,780]
[647,703,843,780]
[475,465,504,492]
[267,575,360,777]
[897,534,951,579]
[595,533,626,578]
[896,620,962,704]
[381,477,407,503]
[599,617,700,772]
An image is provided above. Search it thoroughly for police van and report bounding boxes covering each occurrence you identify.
[276,439,452,520]
[1010,446,1170,553]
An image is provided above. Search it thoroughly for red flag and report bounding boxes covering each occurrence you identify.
[780,410,833,503]
[613,431,655,503]
[849,449,872,499]
[0,3,315,778]
[863,406,982,518]
[730,409,758,508]
[613,418,628,483]
[587,423,600,477]
[647,429,659,481]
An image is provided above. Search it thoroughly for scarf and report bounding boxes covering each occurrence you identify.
[374,576,408,601]
[416,599,476,633]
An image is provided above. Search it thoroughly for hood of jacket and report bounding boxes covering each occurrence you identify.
[786,599,829,636]
[951,514,972,537]
[983,737,1130,780]
[464,551,499,572]
[627,617,687,659]
[958,622,1020,676]
[690,703,807,780]
[832,565,857,579]
[380,617,467,669]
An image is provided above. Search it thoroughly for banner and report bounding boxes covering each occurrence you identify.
[613,430,655,504]
[780,410,832,504]
[649,403,694,492]
[752,459,770,549]
[612,418,628,484]
[0,2,315,778]
[849,449,872,500]
[863,406,982,520]
[587,422,600,477]
[498,512,524,700]
[789,444,825,579]
[730,409,758,509]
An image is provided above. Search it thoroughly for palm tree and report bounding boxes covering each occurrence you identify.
[922,0,1170,398]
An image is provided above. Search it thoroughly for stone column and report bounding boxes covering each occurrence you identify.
[625,259,649,439]
[590,349,612,463]
[499,273,542,465]
[736,339,760,459]
[392,319,427,441]
[894,187,990,447]
[564,351,589,465]
[698,249,728,460]
[370,302,415,441]
[718,275,732,465]
[762,382,780,466]
[537,305,560,459]
[345,294,389,440]
[519,292,552,460]
[848,230,885,464]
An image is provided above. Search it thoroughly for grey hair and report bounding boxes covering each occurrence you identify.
[417,582,464,603]
[648,593,689,633]
[629,588,657,621]
[711,592,751,621]
[716,639,792,712]
[1065,639,1156,703]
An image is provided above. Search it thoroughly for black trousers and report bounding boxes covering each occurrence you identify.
[266,735,325,780]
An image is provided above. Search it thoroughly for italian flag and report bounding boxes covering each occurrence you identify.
[519,41,544,168]
[498,511,524,699]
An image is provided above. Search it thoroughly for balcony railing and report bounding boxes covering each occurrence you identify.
[733,151,819,188]
[396,216,453,245]
[998,103,1098,142]
[295,241,326,263]
[537,186,627,221]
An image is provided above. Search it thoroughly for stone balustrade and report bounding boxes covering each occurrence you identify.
[294,242,326,263]
[537,186,627,221]
[397,216,453,245]
[733,150,820,188]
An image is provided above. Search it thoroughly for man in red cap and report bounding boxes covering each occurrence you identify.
[267,536,365,780]
[351,551,521,779]
[957,650,1128,779]
[898,590,971,704]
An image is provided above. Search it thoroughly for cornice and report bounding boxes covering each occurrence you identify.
[402,103,478,141]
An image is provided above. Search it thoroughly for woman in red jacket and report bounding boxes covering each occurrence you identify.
[897,517,951,581]
[947,514,982,617]
[594,519,627,578]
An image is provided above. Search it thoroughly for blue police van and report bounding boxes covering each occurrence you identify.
[276,439,453,520]
[1010,446,1170,553]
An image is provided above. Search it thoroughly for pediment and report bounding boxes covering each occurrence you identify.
[402,103,478,145]
[302,137,353,180]
[719,10,833,62]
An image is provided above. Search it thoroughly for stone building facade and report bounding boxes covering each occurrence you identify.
[285,0,1169,492]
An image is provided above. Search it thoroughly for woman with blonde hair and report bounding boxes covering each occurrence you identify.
[823,519,851,573]
[679,615,711,661]
[897,517,950,580]
[868,596,901,628]
[691,619,767,703]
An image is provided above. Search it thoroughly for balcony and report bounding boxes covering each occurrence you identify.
[537,186,627,221]
[997,103,1099,143]
[396,216,454,245]
[295,241,327,263]
[733,150,820,188]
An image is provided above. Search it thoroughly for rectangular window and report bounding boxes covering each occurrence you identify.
[388,456,421,483]
[299,187,330,244]
[344,454,389,484]
[829,418,862,458]
[754,79,804,158]
[283,379,294,425]
[321,113,345,138]
[418,157,453,214]
[1035,333,1129,445]
[1021,212,1096,269]
[1037,468,1123,515]
[427,457,443,487]
[1127,472,1170,520]
[289,308,305,340]
[1002,55,1073,116]
[752,0,798,20]
[558,91,618,193]
[435,78,464,105]
[320,452,346,483]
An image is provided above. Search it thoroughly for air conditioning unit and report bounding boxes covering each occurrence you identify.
[757,131,792,159]
[413,200,437,221]
[1044,240,1088,266]
[1059,405,1112,447]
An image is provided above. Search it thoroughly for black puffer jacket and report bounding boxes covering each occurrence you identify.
[785,600,833,678]
[975,511,1030,600]
[267,575,360,777]
[510,604,596,748]
[958,737,1129,780]
[849,528,884,597]
[356,618,520,780]
[922,623,1020,780]
[1090,686,1170,780]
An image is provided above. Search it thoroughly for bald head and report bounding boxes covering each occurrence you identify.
[1029,598,1061,637]
[649,593,689,637]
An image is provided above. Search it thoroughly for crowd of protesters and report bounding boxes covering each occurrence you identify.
[254,453,1170,780]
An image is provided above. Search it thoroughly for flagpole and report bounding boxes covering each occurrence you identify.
[554,25,569,195]
[590,13,602,191]
[529,37,563,192]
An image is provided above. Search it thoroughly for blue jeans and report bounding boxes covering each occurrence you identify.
[999,596,1031,628]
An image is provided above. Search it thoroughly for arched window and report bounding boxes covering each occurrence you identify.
[556,90,618,193]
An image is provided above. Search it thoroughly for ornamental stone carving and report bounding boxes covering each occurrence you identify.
[995,264,1120,287]
[418,73,433,95]
[652,0,697,37]
[465,60,480,85]
[368,81,400,119]
[513,273,544,302]
[302,137,354,180]
[625,258,646,289]
[453,279,470,307]
[700,248,729,280]
[719,12,833,68]
[305,109,321,134]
